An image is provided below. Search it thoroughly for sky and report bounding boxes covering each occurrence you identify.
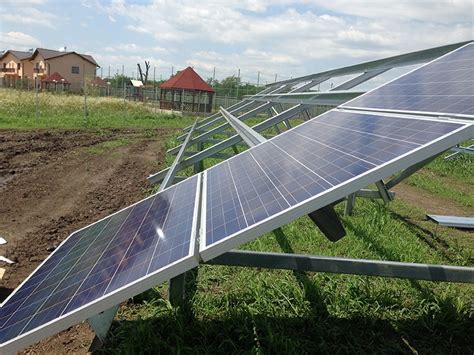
[0,0,472,84]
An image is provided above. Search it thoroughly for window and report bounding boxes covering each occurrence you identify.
[71,66,80,74]
[17,63,21,70]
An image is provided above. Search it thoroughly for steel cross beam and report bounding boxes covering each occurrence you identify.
[160,119,198,190]
[148,104,309,185]
[444,144,474,160]
[179,85,289,139]
[330,67,390,91]
[168,101,274,156]
[271,41,470,88]
[206,250,474,284]
[181,85,279,134]
[220,107,266,146]
[183,79,324,141]
[247,91,363,106]
[178,100,256,139]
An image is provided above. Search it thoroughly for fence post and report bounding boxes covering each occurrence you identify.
[35,77,39,121]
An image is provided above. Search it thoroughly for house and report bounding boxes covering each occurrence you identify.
[0,48,99,91]
[29,48,99,90]
[0,50,34,87]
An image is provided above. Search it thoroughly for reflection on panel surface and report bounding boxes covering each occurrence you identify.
[0,176,198,346]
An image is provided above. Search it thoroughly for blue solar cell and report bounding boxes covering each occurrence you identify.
[342,42,474,116]
[202,110,470,258]
[0,176,199,348]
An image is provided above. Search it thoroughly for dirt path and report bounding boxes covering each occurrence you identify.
[0,128,174,353]
[393,183,472,216]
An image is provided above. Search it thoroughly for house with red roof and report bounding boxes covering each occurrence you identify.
[160,67,215,113]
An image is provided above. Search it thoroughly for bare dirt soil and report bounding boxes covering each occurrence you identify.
[393,183,472,217]
[0,128,174,354]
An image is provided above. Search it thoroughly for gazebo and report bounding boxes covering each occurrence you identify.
[160,67,215,113]
[41,72,70,91]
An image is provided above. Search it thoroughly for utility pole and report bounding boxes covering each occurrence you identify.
[236,68,240,99]
[274,74,277,83]
[257,71,260,87]
[122,65,126,104]
[153,66,157,111]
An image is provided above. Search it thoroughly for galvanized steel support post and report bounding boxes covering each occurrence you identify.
[206,250,474,284]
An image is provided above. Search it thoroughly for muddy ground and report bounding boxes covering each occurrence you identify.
[0,128,472,354]
[0,128,174,353]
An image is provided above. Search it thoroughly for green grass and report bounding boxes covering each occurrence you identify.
[0,88,195,129]
[87,138,132,155]
[406,146,474,208]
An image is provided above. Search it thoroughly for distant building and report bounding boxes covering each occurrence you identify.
[41,72,71,91]
[160,67,215,113]
[29,48,99,90]
[0,50,34,87]
[0,48,99,91]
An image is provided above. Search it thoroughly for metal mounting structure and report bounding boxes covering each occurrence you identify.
[150,40,474,312]
[2,41,473,353]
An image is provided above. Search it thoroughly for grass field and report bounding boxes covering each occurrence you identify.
[0,88,195,129]
[2,89,473,353]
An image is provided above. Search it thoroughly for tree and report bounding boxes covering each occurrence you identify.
[108,74,129,87]
[220,75,240,89]
[137,61,151,85]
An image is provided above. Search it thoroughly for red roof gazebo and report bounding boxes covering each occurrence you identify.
[41,72,70,91]
[160,67,215,113]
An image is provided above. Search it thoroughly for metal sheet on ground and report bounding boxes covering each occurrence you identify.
[342,42,474,117]
[200,110,472,260]
[0,175,201,353]
[427,215,474,229]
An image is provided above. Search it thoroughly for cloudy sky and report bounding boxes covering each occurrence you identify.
[0,0,472,84]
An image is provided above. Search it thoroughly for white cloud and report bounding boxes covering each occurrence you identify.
[0,32,41,50]
[0,7,58,28]
[311,0,473,24]
[104,43,170,55]
[1,0,46,4]
[125,25,151,34]
[108,15,116,23]
[69,1,474,82]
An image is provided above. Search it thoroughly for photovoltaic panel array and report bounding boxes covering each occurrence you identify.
[0,175,200,352]
[342,42,474,117]
[201,110,472,260]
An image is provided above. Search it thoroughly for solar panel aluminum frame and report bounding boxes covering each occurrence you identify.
[341,42,474,120]
[0,174,202,354]
[199,110,473,262]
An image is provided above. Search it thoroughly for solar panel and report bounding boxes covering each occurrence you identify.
[0,175,200,353]
[200,110,472,260]
[342,42,474,117]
